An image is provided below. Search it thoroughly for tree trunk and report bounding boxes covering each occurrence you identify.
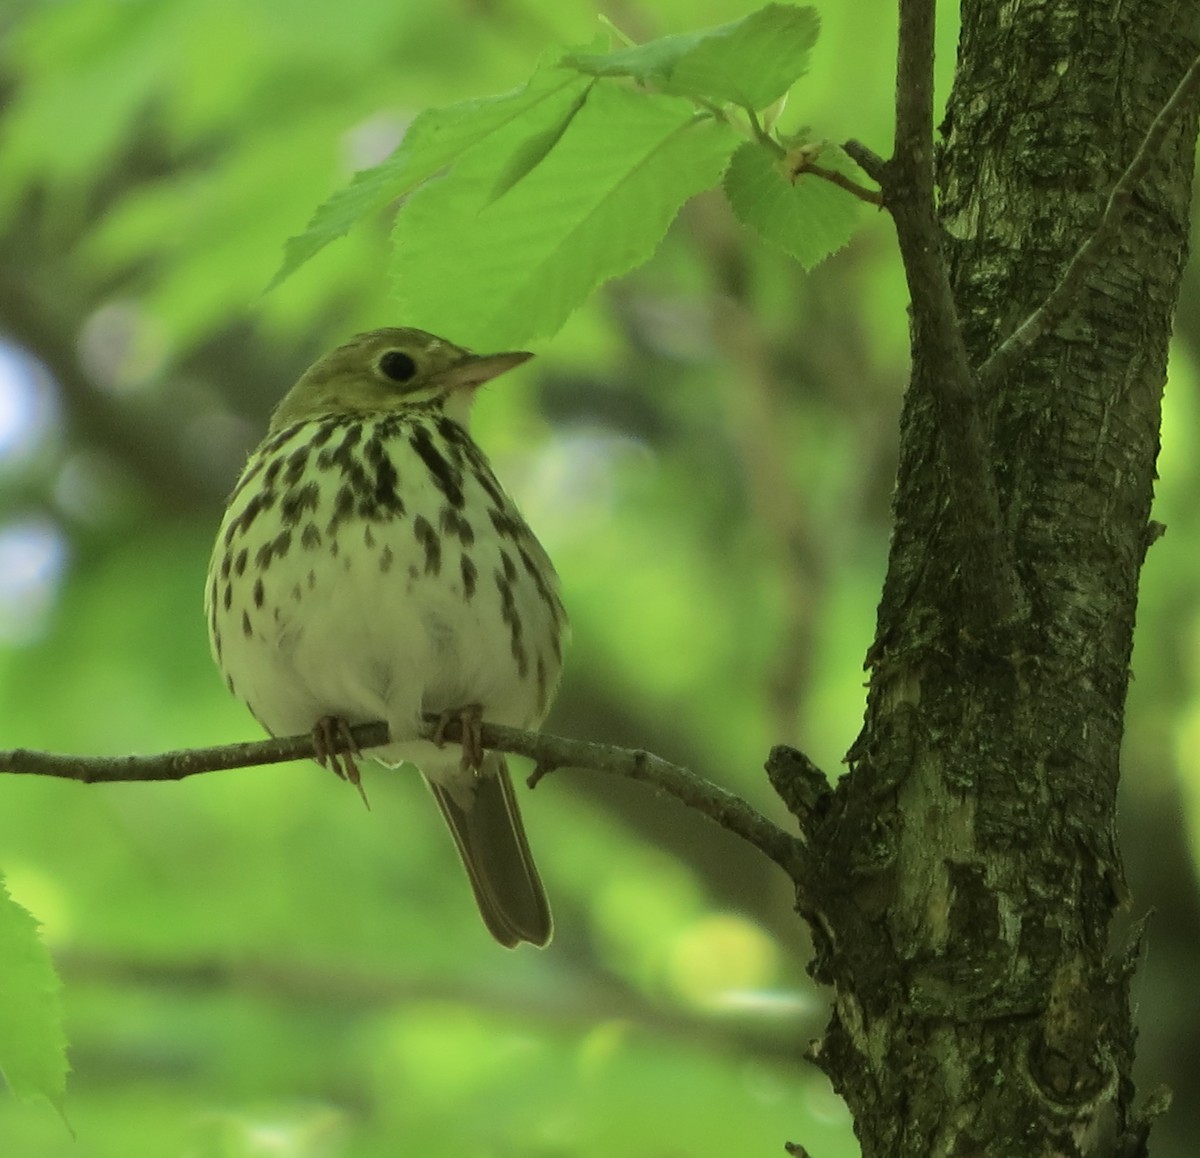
[797,3,1199,1154]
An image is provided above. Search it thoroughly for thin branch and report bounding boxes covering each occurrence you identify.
[892,0,938,203]
[526,739,805,877]
[977,52,1200,389]
[803,163,883,206]
[883,0,1020,625]
[780,143,883,205]
[843,139,888,185]
[0,720,808,879]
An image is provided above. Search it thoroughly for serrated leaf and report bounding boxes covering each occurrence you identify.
[566,4,820,111]
[390,84,740,348]
[565,28,711,86]
[668,5,820,111]
[724,140,867,269]
[487,82,593,203]
[268,58,594,289]
[0,881,68,1110]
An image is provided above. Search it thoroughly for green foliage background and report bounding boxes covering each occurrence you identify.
[0,1,1198,1155]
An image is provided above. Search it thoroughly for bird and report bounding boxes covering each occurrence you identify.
[205,327,567,947]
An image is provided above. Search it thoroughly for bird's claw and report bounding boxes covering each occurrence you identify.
[312,715,370,810]
[432,703,486,773]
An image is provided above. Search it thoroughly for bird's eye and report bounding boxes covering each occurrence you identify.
[378,350,418,383]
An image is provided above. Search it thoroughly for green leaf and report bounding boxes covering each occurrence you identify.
[724,140,867,269]
[565,4,820,111]
[389,85,740,348]
[0,881,68,1110]
[268,58,594,289]
[487,82,594,203]
[565,28,712,88]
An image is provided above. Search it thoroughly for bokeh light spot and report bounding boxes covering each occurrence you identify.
[666,913,780,1008]
[0,515,69,644]
[78,300,169,394]
[0,341,60,469]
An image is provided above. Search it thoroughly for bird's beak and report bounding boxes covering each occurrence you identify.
[435,350,533,392]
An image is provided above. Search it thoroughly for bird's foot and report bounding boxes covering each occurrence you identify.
[312,716,370,810]
[432,703,485,773]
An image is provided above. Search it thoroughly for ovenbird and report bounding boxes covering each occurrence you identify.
[205,328,567,948]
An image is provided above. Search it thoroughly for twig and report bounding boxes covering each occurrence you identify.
[0,728,383,782]
[977,52,1200,389]
[843,139,888,185]
[780,143,883,205]
[526,739,805,877]
[803,163,883,206]
[0,720,807,879]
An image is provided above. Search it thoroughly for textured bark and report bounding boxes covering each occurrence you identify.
[794,3,1200,1155]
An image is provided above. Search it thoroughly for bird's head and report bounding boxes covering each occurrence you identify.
[269,328,532,431]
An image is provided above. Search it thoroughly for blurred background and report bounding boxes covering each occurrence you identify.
[0,1,1197,1155]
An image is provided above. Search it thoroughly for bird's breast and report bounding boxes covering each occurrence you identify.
[206,414,566,740]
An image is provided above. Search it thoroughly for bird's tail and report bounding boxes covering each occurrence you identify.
[424,753,552,948]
